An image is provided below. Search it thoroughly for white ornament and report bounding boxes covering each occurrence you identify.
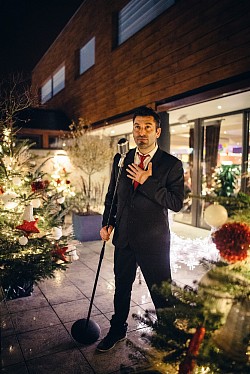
[22,204,34,221]
[51,227,62,240]
[66,244,79,260]
[71,249,79,261]
[204,203,228,228]
[31,198,41,208]
[0,191,17,204]
[12,176,22,186]
[57,196,65,204]
[19,236,28,245]
[4,201,18,209]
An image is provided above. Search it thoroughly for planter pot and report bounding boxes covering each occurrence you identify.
[72,212,102,242]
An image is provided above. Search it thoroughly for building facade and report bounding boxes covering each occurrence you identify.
[31,0,250,229]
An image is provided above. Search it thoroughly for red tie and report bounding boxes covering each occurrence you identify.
[134,153,149,189]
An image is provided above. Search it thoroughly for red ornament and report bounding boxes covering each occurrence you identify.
[0,186,4,194]
[51,244,68,262]
[179,326,206,374]
[187,326,206,356]
[16,218,40,234]
[31,180,49,192]
[213,222,250,263]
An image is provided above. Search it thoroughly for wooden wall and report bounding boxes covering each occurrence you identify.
[31,0,250,125]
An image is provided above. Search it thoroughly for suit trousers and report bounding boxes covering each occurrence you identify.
[110,242,171,332]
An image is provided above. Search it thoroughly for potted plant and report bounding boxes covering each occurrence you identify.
[66,118,113,241]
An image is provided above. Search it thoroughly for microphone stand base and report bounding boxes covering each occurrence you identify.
[71,318,101,344]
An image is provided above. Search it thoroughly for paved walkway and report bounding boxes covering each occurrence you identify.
[1,223,210,373]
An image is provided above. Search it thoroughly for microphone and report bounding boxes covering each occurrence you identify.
[117,138,129,155]
[117,138,129,167]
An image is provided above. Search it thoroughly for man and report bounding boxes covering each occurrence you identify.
[97,106,184,352]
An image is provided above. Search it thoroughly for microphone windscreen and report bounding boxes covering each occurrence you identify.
[117,138,129,155]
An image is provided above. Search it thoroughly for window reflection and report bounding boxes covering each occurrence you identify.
[200,114,242,228]
[170,122,194,224]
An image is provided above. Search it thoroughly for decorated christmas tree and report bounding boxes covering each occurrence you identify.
[133,220,250,373]
[0,75,75,299]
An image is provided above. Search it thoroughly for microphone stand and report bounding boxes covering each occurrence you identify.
[71,152,127,345]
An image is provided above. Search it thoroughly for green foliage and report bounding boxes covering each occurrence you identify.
[193,191,250,223]
[0,77,72,300]
[213,164,240,197]
[133,261,250,373]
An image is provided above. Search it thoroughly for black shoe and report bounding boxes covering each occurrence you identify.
[96,331,127,352]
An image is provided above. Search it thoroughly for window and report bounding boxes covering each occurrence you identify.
[79,37,95,75]
[118,0,175,45]
[53,66,65,96]
[41,79,52,104]
[41,65,65,104]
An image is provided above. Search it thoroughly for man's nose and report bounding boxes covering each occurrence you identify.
[138,127,146,135]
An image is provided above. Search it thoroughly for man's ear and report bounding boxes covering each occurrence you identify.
[156,127,161,138]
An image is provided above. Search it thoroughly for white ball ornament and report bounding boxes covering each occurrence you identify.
[51,227,62,240]
[19,236,28,245]
[204,203,228,228]
[31,198,41,208]
[4,201,18,209]
[12,176,22,186]
[57,196,65,204]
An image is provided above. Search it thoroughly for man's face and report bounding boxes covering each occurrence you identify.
[133,115,161,153]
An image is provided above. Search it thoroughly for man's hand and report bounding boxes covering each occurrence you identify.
[100,225,113,241]
[126,162,152,185]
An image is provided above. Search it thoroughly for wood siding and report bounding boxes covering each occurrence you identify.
[31,0,250,125]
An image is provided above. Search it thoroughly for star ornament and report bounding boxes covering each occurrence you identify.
[51,244,68,262]
[16,218,40,234]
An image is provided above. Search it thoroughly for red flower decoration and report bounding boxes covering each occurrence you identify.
[16,218,40,234]
[213,222,250,263]
[51,244,68,262]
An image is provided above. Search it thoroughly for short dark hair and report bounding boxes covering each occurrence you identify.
[133,106,161,128]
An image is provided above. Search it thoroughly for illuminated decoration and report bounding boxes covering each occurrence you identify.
[170,232,219,271]
[0,83,76,300]
[204,203,228,228]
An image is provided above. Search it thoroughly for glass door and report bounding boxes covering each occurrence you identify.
[170,121,195,225]
[200,113,243,228]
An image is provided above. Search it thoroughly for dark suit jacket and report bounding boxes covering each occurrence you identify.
[102,147,184,254]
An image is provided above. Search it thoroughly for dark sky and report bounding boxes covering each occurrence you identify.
[0,0,84,76]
